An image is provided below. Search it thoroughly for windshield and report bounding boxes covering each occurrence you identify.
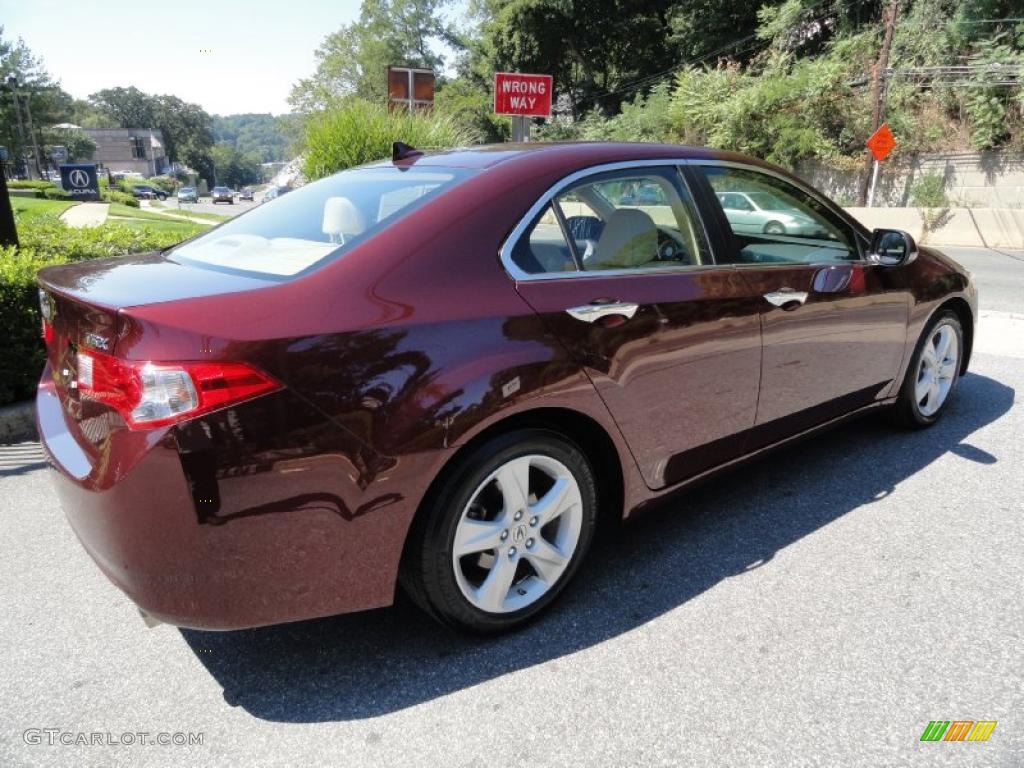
[170,166,471,278]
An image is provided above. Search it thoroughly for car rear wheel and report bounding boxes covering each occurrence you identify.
[893,310,962,428]
[764,221,786,235]
[401,429,597,634]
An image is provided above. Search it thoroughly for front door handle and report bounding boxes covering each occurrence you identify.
[566,301,639,323]
[763,289,808,309]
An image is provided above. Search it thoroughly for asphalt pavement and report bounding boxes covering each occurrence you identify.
[1,247,1021,767]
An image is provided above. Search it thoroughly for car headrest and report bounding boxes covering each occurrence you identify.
[587,208,658,269]
[322,197,367,242]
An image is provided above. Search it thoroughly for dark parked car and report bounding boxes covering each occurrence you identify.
[130,185,167,201]
[211,186,234,204]
[239,187,254,201]
[36,142,977,634]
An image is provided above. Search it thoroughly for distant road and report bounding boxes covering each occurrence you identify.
[154,198,259,219]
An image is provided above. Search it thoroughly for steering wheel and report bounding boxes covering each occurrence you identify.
[656,229,690,263]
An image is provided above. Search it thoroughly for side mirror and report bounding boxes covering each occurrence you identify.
[869,228,918,266]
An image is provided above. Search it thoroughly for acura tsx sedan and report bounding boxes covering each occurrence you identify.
[36,142,977,634]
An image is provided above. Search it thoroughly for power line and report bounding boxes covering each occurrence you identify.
[573,0,858,111]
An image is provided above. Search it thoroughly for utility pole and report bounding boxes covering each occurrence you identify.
[23,101,44,180]
[859,0,899,206]
[6,77,30,179]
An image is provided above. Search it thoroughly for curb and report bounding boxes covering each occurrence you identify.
[0,401,38,444]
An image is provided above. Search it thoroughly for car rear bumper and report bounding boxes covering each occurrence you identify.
[37,367,429,630]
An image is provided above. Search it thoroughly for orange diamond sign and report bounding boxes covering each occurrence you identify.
[866,123,896,162]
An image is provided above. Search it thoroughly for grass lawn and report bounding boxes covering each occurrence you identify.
[167,209,231,223]
[114,218,209,236]
[11,197,78,220]
[107,203,173,221]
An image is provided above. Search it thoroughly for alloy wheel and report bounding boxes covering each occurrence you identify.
[915,322,959,417]
[451,454,583,614]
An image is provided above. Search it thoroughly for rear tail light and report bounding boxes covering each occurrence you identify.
[76,350,281,429]
[39,289,54,345]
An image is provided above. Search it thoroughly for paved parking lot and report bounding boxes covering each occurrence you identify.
[1,248,1021,767]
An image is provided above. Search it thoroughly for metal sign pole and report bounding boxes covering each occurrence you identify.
[867,160,881,207]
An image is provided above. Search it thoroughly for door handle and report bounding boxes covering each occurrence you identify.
[566,301,639,323]
[763,289,808,309]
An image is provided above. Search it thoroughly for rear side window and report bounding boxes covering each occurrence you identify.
[511,204,579,274]
[171,166,472,278]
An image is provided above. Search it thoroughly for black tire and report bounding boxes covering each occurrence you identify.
[893,309,963,429]
[400,428,597,634]
[764,221,786,235]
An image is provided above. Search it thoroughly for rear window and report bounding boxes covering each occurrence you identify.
[171,166,471,278]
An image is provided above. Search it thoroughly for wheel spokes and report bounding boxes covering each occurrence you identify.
[453,517,506,557]
[524,538,569,583]
[933,326,952,363]
[474,554,518,612]
[531,476,576,528]
[495,456,532,517]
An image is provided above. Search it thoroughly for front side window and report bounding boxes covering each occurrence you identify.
[560,169,709,272]
[700,166,858,265]
[171,166,471,278]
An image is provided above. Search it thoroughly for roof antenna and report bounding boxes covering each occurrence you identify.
[392,142,424,161]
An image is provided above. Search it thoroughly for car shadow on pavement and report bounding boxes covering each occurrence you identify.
[181,371,1014,722]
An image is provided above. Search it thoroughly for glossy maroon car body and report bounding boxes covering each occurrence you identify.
[36,142,977,629]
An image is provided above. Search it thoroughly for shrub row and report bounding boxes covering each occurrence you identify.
[7,180,55,190]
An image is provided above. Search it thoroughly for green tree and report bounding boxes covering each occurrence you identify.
[0,27,75,175]
[44,126,96,162]
[289,0,454,112]
[209,142,262,188]
[87,86,157,128]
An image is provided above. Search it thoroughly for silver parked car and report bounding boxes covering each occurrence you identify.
[717,191,828,237]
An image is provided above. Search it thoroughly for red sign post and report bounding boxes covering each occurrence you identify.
[494,72,553,117]
[865,123,896,207]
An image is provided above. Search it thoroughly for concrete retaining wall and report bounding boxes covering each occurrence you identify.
[844,207,1024,249]
[800,151,1024,208]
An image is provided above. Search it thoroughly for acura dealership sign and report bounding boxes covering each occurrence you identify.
[59,163,100,201]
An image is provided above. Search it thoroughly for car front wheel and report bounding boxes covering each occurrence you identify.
[401,429,597,634]
[893,309,963,428]
[764,221,786,235]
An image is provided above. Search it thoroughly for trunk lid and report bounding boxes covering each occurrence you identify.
[37,251,276,447]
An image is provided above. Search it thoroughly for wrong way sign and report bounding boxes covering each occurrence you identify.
[494,72,553,117]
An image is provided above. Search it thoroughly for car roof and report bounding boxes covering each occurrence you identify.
[366,141,770,172]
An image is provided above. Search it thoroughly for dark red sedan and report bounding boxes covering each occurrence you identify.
[36,142,977,634]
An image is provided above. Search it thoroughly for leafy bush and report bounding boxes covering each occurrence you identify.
[910,173,949,208]
[0,213,199,404]
[42,187,72,200]
[103,189,140,208]
[145,176,178,194]
[301,98,477,179]
[7,180,55,191]
[0,245,51,405]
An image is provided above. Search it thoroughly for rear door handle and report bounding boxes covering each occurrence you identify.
[566,301,639,323]
[763,289,808,309]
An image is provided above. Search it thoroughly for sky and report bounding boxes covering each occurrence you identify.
[1,0,465,116]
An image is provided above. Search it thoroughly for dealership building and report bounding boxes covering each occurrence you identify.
[81,127,169,176]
